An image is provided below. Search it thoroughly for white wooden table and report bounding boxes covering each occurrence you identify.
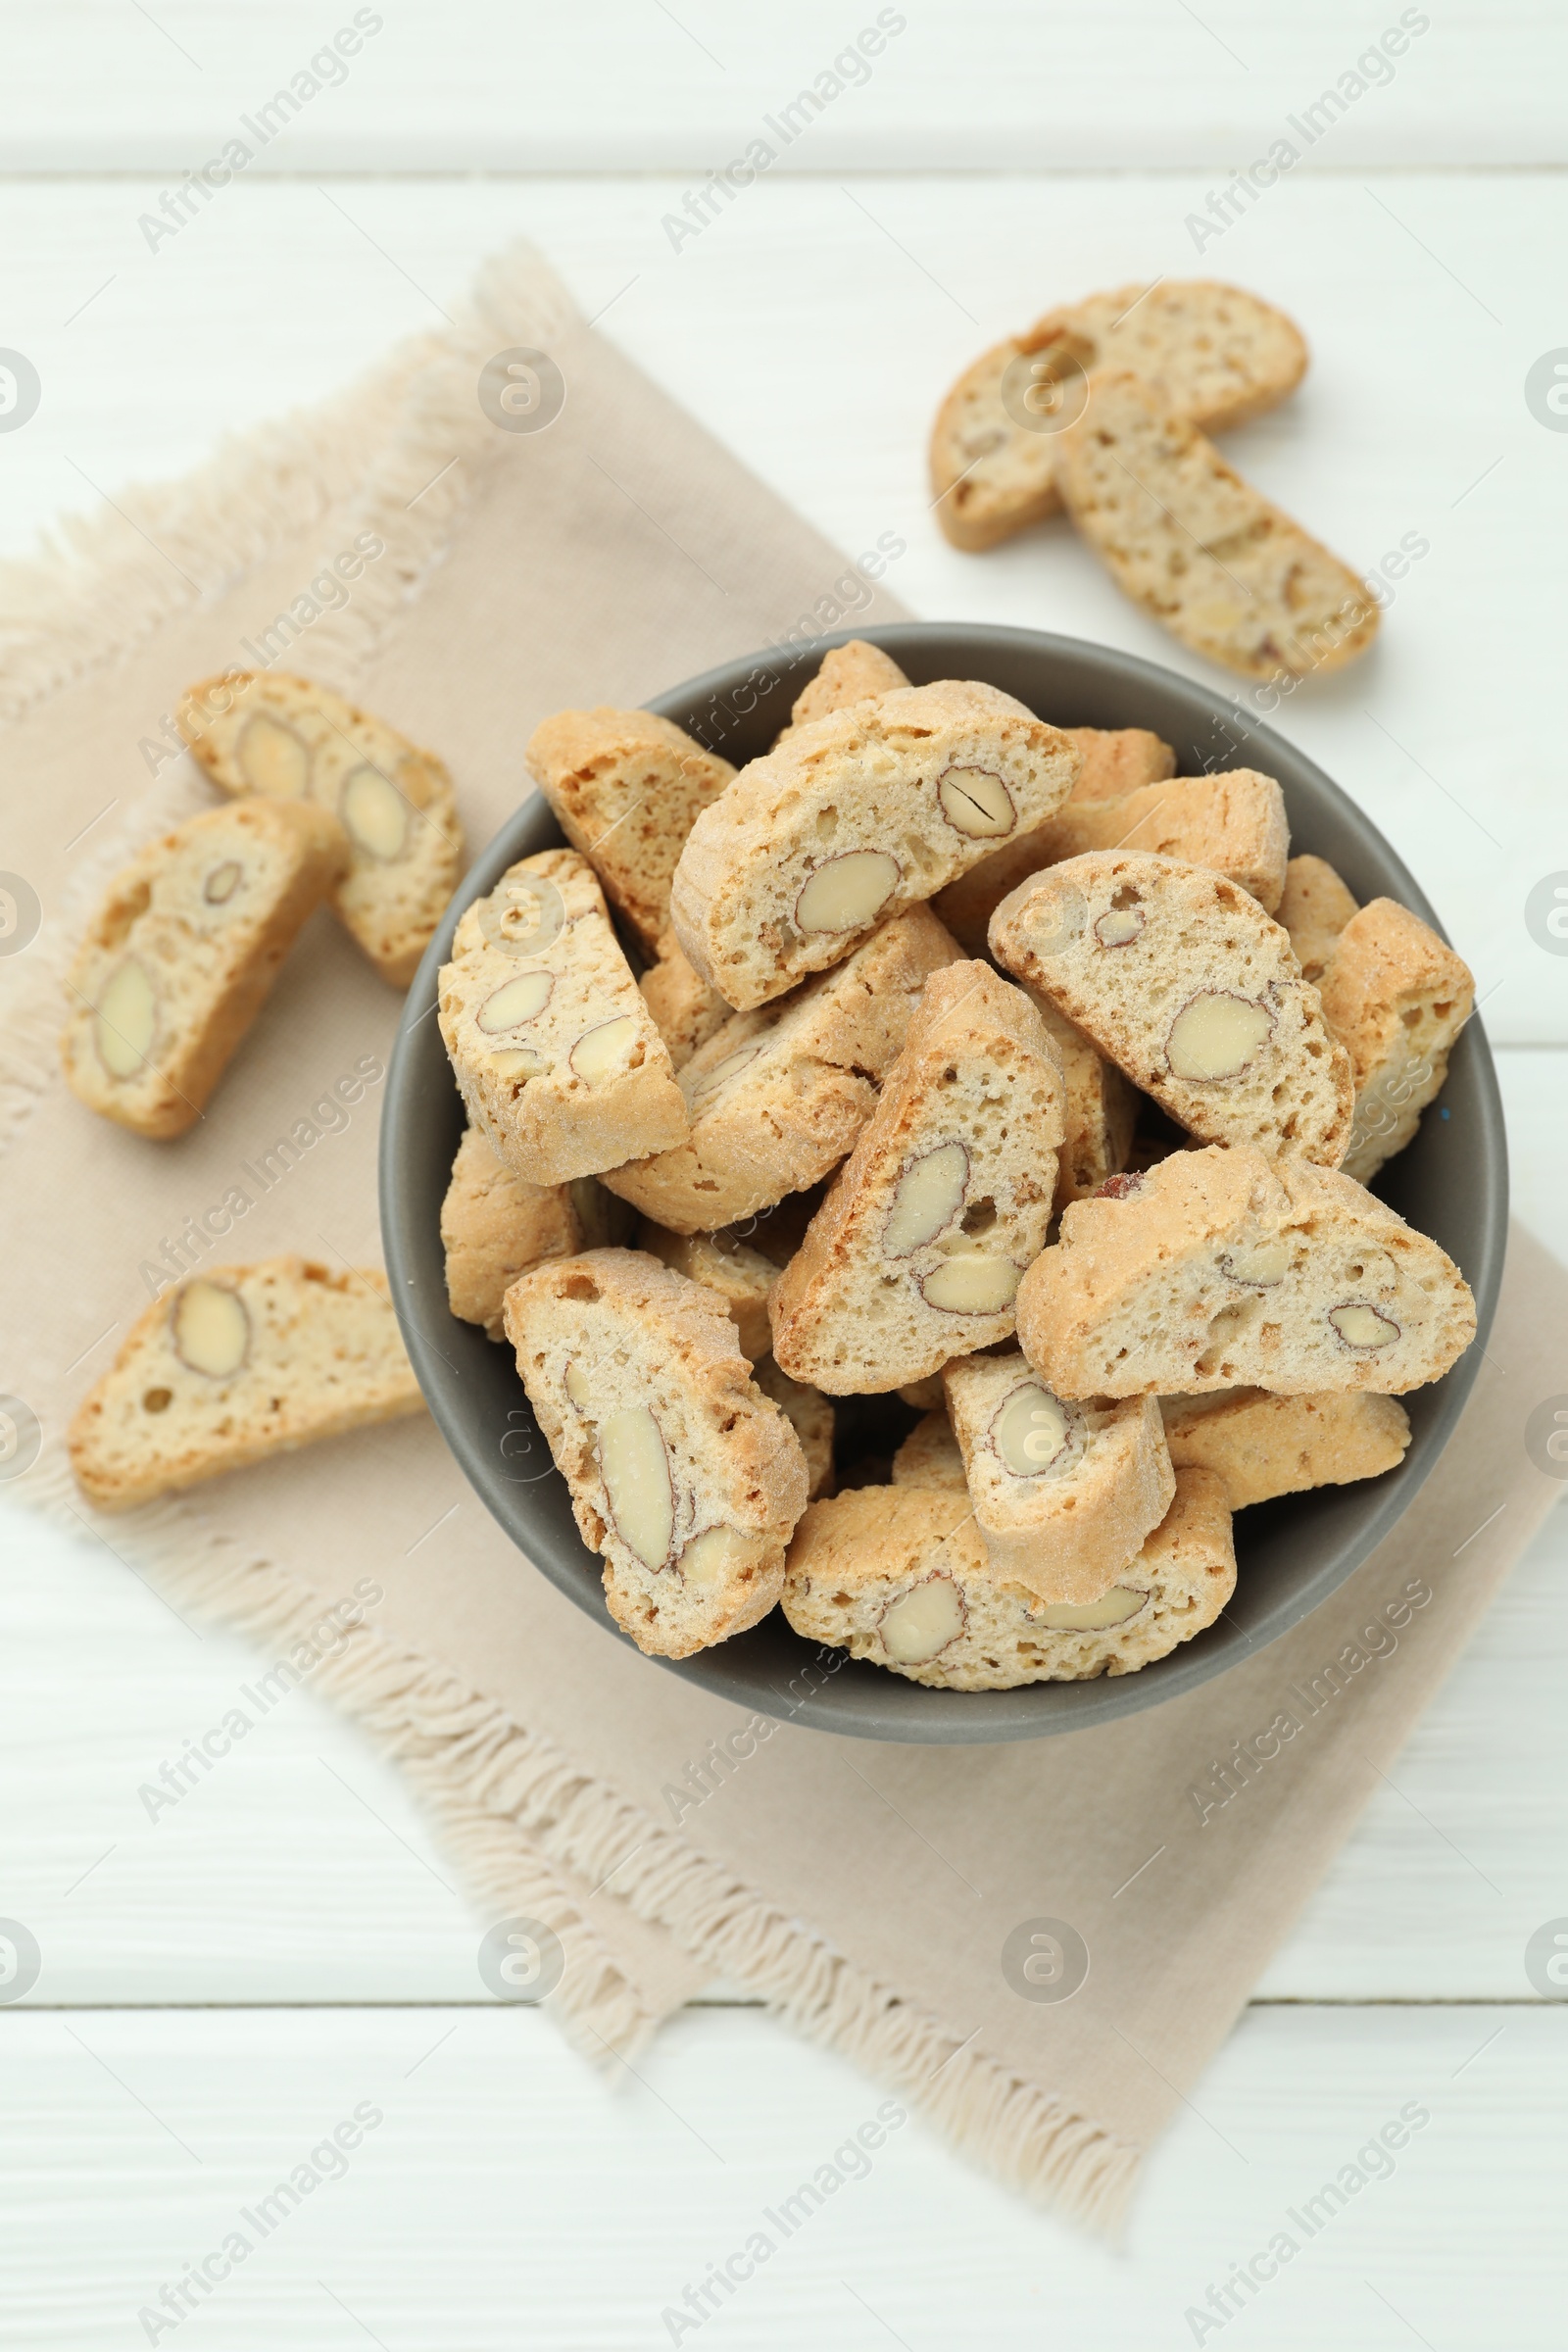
[3,10,1566,2343]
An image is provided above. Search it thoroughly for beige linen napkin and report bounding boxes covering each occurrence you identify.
[2,246,1562,2230]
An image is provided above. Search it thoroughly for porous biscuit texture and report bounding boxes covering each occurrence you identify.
[61,800,349,1140]
[944,1351,1175,1603]
[1277,855,1359,983]
[523,707,735,956]
[1022,992,1138,1212]
[891,1409,967,1491]
[634,1220,779,1362]
[178,669,464,985]
[1016,1143,1476,1398]
[69,1259,423,1510]
[439,849,687,1186]
[600,906,960,1233]
[1316,899,1475,1185]
[1160,1388,1411,1509]
[503,1250,808,1657]
[781,1468,1236,1688]
[929,279,1307,551]
[767,962,1065,1393]
[442,1127,628,1341]
[990,850,1353,1166]
[640,929,731,1069]
[776,639,910,744]
[934,766,1289,956]
[1064,725,1177,805]
[669,679,1079,1009]
[1054,372,1378,681]
[754,1356,836,1500]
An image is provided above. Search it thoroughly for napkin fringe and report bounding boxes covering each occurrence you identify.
[20,1455,1140,2231]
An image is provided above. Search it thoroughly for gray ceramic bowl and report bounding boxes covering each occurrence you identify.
[380,624,1506,1743]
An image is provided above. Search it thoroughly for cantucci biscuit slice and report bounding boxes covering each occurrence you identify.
[990,850,1353,1166]
[601,906,959,1233]
[1160,1388,1410,1509]
[1016,1143,1476,1398]
[1316,900,1475,1185]
[1277,854,1358,982]
[781,1468,1236,1689]
[1025,993,1137,1212]
[1054,371,1378,680]
[891,1408,967,1491]
[69,1259,423,1510]
[178,670,464,985]
[640,928,731,1069]
[934,766,1289,955]
[523,708,735,957]
[754,1356,835,1500]
[669,679,1079,1010]
[442,1127,629,1341]
[634,1220,778,1362]
[775,638,910,745]
[503,1250,808,1658]
[944,1352,1174,1604]
[767,962,1064,1393]
[1064,724,1176,805]
[61,800,349,1140]
[439,850,687,1186]
[930,279,1307,551]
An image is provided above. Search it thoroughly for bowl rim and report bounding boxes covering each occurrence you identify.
[379,622,1508,1744]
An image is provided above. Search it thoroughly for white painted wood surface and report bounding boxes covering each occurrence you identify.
[3,11,1567,2341]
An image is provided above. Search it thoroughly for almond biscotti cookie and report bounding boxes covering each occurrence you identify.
[1025,993,1138,1212]
[601,906,960,1233]
[775,639,910,745]
[634,1220,778,1362]
[523,708,735,957]
[781,1467,1236,1688]
[503,1250,808,1657]
[934,766,1289,955]
[1317,900,1475,1185]
[1055,372,1378,681]
[767,963,1064,1393]
[1064,724,1176,805]
[990,850,1352,1165]
[1016,1144,1476,1398]
[178,670,464,985]
[1277,854,1358,982]
[639,928,731,1069]
[891,1408,967,1491]
[1161,1388,1410,1509]
[69,1259,423,1510]
[669,680,1080,1009]
[930,280,1307,552]
[442,1127,629,1341]
[944,1352,1174,1603]
[754,1355,835,1500]
[61,800,349,1140]
[439,850,687,1186]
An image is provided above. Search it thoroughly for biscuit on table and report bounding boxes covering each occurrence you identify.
[935,766,1289,955]
[504,1250,808,1657]
[1016,1143,1476,1398]
[944,1351,1174,1604]
[990,850,1353,1167]
[1160,1388,1411,1509]
[601,906,960,1233]
[178,670,464,986]
[640,928,732,1069]
[523,707,735,958]
[775,639,910,745]
[754,1355,835,1500]
[69,1259,424,1510]
[890,1408,967,1491]
[930,279,1306,552]
[669,679,1079,1010]
[767,962,1064,1393]
[634,1219,778,1362]
[439,849,687,1187]
[1316,899,1475,1185]
[61,799,349,1140]
[1054,371,1378,681]
[1277,854,1359,983]
[442,1127,629,1341]
[781,1467,1236,1688]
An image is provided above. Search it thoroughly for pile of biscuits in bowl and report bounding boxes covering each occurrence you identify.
[433,636,1477,1689]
